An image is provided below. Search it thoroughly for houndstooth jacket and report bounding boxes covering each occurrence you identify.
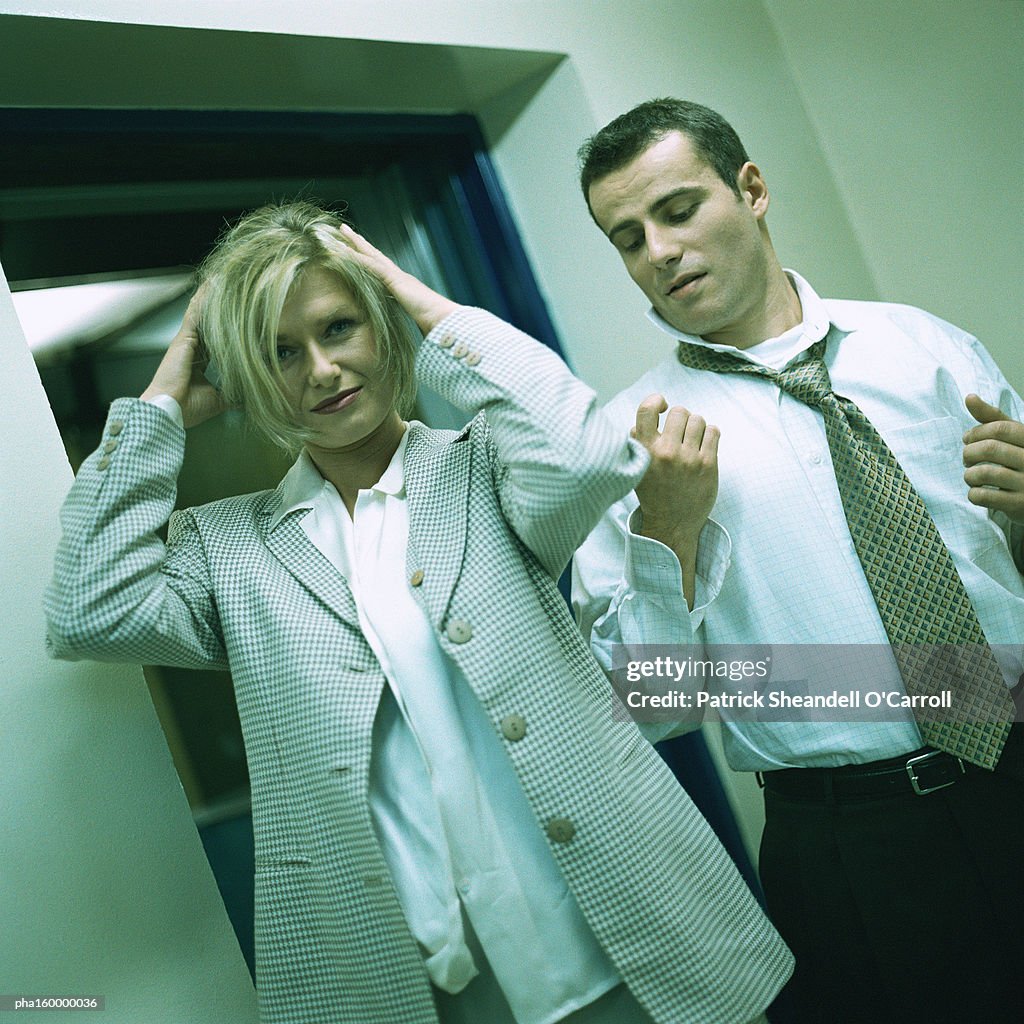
[46,308,792,1024]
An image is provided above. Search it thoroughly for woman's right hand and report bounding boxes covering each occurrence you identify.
[140,286,227,428]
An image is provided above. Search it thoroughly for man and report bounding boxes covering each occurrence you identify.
[572,98,1024,1024]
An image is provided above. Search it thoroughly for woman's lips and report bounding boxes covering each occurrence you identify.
[311,387,362,414]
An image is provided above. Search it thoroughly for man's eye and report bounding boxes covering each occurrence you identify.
[619,236,643,254]
[669,205,696,223]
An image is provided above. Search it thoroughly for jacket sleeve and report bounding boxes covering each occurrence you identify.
[45,397,228,670]
[414,307,649,578]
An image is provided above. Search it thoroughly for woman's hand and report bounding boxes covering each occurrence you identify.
[338,224,459,335]
[140,286,227,428]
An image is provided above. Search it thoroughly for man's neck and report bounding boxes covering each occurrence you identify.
[705,269,802,350]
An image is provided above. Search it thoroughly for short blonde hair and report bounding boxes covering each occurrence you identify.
[197,201,417,454]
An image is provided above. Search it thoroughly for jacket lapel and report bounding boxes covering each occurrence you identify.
[403,424,472,627]
[261,503,360,624]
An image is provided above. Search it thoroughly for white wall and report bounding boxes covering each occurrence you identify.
[0,269,257,1020]
[766,0,1024,385]
[0,0,1017,894]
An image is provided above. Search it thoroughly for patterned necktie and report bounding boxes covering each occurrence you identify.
[676,329,1013,769]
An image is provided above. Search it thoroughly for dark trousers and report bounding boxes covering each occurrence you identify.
[760,742,1024,1024]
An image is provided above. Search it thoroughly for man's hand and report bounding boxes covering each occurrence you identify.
[140,286,226,429]
[963,394,1024,526]
[632,394,719,607]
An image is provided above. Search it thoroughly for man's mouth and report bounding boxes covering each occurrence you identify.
[311,386,362,414]
[667,271,706,297]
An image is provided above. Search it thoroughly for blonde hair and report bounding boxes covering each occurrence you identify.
[197,201,417,454]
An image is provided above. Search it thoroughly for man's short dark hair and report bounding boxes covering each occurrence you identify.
[578,98,749,212]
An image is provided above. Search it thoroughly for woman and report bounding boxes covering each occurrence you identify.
[46,202,790,1024]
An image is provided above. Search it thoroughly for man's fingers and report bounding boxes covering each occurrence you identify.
[965,393,1009,426]
[967,484,1024,518]
[661,405,691,444]
[681,412,708,449]
[633,399,718,458]
[634,394,669,444]
[964,462,1022,490]
[963,437,1024,471]
[702,424,721,458]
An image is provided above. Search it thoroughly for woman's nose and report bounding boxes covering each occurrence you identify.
[306,343,341,386]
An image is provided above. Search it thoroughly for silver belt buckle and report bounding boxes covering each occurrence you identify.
[905,749,965,796]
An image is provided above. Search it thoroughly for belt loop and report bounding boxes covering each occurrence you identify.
[755,771,765,789]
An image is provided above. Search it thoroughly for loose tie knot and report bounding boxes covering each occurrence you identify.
[677,337,834,410]
[774,341,833,409]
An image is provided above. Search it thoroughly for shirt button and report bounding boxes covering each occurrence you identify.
[409,569,424,587]
[810,452,823,465]
[501,714,527,742]
[546,818,576,844]
[438,334,455,349]
[108,420,124,435]
[446,619,473,644]
[457,879,470,895]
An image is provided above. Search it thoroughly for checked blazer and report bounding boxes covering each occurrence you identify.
[46,308,792,1024]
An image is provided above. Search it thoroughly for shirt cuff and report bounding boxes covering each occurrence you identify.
[143,393,184,429]
[624,508,732,616]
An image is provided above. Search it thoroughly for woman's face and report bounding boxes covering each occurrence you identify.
[274,265,401,454]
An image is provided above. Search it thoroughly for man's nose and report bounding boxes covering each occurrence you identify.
[646,225,681,268]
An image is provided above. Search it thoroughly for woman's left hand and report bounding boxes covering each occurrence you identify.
[338,224,459,335]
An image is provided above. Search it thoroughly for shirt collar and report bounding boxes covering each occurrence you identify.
[646,270,832,366]
[269,422,412,529]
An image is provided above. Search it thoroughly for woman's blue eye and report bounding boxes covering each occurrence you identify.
[326,319,355,336]
[275,346,294,363]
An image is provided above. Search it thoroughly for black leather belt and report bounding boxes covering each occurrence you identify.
[761,679,1024,801]
[759,747,982,800]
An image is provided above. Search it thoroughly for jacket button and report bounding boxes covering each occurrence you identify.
[438,334,455,349]
[446,619,472,644]
[453,342,469,358]
[546,818,576,844]
[409,569,424,587]
[465,351,481,367]
[103,439,118,453]
[97,456,111,471]
[501,714,526,741]
[108,420,124,435]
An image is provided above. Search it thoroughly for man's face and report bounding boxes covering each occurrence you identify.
[588,131,773,347]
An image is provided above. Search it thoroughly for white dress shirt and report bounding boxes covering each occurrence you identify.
[150,397,620,1024]
[573,273,1024,772]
